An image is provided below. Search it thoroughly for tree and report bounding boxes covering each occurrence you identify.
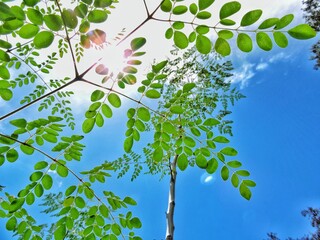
[302,0,320,69]
[266,207,320,240]
[0,0,316,239]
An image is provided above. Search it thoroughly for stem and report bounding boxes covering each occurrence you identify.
[0,79,76,121]
[54,0,79,77]
[116,0,165,46]
[166,154,178,240]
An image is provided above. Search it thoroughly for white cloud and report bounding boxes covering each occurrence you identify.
[269,52,293,63]
[256,63,269,71]
[229,63,255,89]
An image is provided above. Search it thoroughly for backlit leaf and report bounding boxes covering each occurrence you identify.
[214,37,231,56]
[288,24,317,40]
[256,32,273,51]
[240,9,262,27]
[273,32,288,48]
[196,35,211,54]
[174,31,189,49]
[220,147,238,156]
[237,33,252,52]
[108,93,121,108]
[131,37,146,51]
[198,0,215,11]
[219,1,241,19]
[33,31,54,49]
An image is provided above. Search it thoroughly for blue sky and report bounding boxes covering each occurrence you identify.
[1,1,320,240]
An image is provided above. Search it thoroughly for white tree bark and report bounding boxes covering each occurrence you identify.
[165,154,178,240]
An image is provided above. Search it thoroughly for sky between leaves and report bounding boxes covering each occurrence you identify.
[0,0,319,239]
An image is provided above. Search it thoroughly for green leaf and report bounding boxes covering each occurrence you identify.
[137,107,150,122]
[6,149,18,162]
[131,37,146,51]
[6,217,17,231]
[213,136,230,143]
[153,147,163,162]
[101,104,112,118]
[239,182,251,200]
[256,32,273,51]
[145,89,161,99]
[0,88,12,101]
[220,147,238,156]
[237,33,253,52]
[196,11,211,19]
[161,0,172,12]
[165,28,173,39]
[214,37,231,56]
[26,193,35,205]
[184,136,196,148]
[88,9,108,23]
[236,170,250,176]
[20,144,34,155]
[0,39,12,49]
[27,8,43,25]
[243,180,256,187]
[9,198,24,213]
[273,32,288,48]
[177,153,188,171]
[174,31,189,49]
[122,74,137,84]
[123,197,137,205]
[24,0,40,7]
[91,90,105,102]
[130,217,142,229]
[54,225,66,240]
[62,9,78,29]
[196,35,211,54]
[183,83,196,92]
[206,158,218,174]
[108,93,121,108]
[34,184,44,197]
[231,173,239,187]
[240,9,262,27]
[124,136,133,153]
[221,166,229,180]
[34,161,48,170]
[218,30,234,39]
[0,66,10,79]
[275,14,294,30]
[33,31,54,49]
[0,49,10,62]
[44,14,63,31]
[288,24,317,40]
[189,3,198,15]
[219,1,241,19]
[111,223,122,235]
[220,19,236,26]
[57,165,68,177]
[82,118,95,133]
[227,160,242,168]
[172,5,188,15]
[75,196,85,208]
[9,118,26,128]
[152,60,168,73]
[198,0,215,11]
[196,154,207,168]
[30,171,43,181]
[0,2,14,21]
[162,122,176,134]
[42,174,53,190]
[258,18,279,29]
[3,19,23,31]
[196,25,209,35]
[65,186,77,196]
[203,118,220,126]
[170,105,183,114]
[74,4,88,18]
[17,23,40,39]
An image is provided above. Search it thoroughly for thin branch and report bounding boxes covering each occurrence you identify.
[0,79,76,121]
[78,57,103,79]
[117,0,165,46]
[54,0,79,77]
[142,0,150,15]
[6,40,33,53]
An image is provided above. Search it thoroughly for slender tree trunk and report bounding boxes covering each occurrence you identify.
[165,154,178,240]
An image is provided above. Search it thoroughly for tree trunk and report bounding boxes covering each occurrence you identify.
[165,154,178,240]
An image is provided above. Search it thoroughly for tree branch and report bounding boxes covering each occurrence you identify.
[0,79,76,121]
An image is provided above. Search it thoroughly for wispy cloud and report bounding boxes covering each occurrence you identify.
[229,63,255,89]
[256,63,269,71]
